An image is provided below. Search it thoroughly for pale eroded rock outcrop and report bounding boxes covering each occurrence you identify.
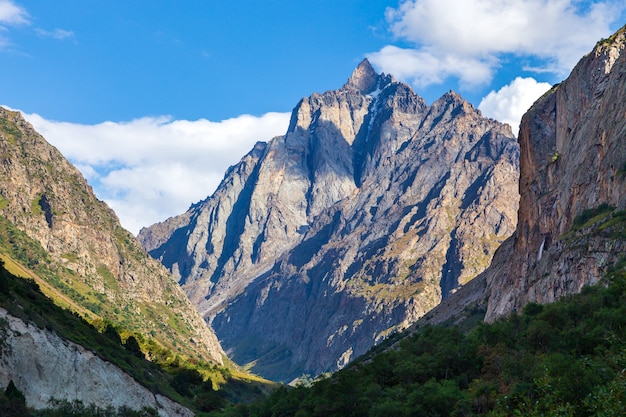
[0,308,193,416]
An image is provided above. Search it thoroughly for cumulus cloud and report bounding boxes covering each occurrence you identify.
[0,0,28,25]
[367,45,495,88]
[369,0,624,88]
[478,77,552,134]
[21,112,291,234]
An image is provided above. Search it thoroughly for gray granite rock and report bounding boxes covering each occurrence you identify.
[139,59,520,381]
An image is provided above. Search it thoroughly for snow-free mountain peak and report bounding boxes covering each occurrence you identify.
[139,64,520,382]
[343,58,389,94]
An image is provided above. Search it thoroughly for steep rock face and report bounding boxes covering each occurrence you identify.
[484,26,626,321]
[140,60,519,381]
[0,107,225,364]
[0,308,192,416]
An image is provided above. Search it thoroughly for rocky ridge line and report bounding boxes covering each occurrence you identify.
[418,25,626,328]
[0,107,226,364]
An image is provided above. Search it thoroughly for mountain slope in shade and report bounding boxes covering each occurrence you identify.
[139,60,520,381]
[0,106,225,364]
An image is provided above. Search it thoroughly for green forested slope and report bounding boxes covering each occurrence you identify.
[208,259,626,417]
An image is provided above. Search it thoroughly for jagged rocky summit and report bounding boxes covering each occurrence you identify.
[139,59,520,382]
[0,107,226,364]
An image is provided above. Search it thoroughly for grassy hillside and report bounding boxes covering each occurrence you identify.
[206,259,626,417]
[0,107,227,364]
[0,222,274,415]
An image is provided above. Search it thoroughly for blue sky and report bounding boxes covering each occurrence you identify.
[2,0,396,123]
[1,0,625,233]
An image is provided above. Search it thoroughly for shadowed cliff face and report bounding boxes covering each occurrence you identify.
[0,107,226,364]
[483,26,626,322]
[139,59,520,382]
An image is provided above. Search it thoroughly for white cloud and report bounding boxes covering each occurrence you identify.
[0,0,28,48]
[21,112,291,235]
[0,0,28,25]
[369,0,624,88]
[478,77,552,134]
[0,3,74,50]
[367,45,495,88]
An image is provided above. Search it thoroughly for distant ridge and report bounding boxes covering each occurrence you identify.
[345,58,385,93]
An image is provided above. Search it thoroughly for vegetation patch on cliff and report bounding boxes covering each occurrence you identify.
[563,204,626,243]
